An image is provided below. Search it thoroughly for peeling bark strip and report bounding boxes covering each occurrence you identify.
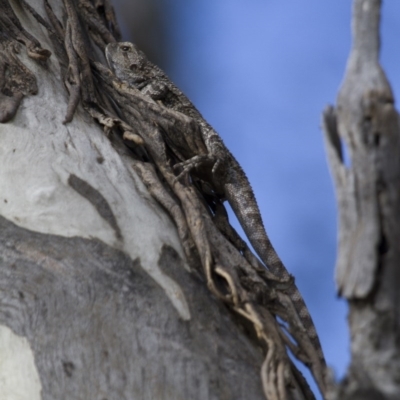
[68,174,122,240]
[0,0,327,399]
[323,0,400,398]
[0,0,51,122]
[0,0,117,124]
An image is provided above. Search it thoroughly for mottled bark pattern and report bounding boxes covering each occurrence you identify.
[0,0,328,399]
[0,216,266,400]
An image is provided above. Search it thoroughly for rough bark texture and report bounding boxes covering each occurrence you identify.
[0,216,267,399]
[0,0,327,399]
[0,1,269,399]
[322,1,400,399]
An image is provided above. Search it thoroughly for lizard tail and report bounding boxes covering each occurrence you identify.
[223,161,328,393]
[223,161,290,279]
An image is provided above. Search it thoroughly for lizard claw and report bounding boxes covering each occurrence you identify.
[211,159,223,176]
[173,154,215,181]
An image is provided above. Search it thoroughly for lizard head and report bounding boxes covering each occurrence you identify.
[105,42,146,73]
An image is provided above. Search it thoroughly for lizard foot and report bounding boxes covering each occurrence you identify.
[173,154,215,182]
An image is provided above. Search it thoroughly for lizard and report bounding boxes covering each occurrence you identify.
[105,41,328,392]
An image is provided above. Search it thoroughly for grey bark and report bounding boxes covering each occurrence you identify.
[0,0,321,399]
[0,216,266,400]
[0,1,267,399]
[322,0,400,399]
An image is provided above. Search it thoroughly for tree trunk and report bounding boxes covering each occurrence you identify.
[0,0,334,399]
[0,1,267,399]
[323,1,400,399]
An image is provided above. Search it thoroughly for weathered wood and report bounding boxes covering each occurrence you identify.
[322,0,400,398]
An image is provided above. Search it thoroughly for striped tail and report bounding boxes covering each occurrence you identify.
[223,159,327,394]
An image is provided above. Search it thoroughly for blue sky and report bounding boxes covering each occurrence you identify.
[113,1,400,396]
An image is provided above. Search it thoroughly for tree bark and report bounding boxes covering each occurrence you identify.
[0,0,332,399]
[323,1,400,399]
[0,1,267,399]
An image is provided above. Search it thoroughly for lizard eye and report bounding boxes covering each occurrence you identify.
[121,45,130,52]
